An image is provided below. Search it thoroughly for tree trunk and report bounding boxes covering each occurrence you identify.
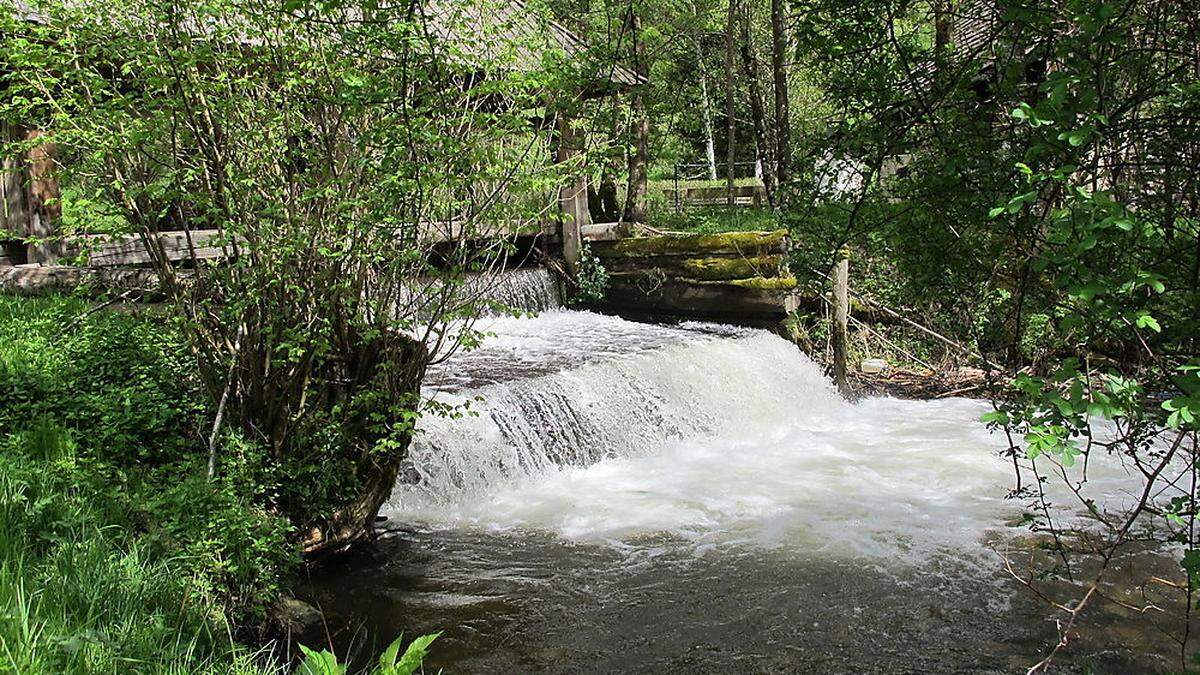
[696,41,719,181]
[832,250,851,397]
[623,8,649,224]
[597,112,624,220]
[24,130,62,264]
[301,337,429,558]
[770,0,790,204]
[725,0,738,207]
[1,121,30,265]
[740,4,777,207]
[934,0,954,74]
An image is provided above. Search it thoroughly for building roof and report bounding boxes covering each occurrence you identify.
[426,0,642,89]
[5,0,643,92]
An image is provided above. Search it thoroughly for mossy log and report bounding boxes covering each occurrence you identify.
[602,254,786,281]
[591,229,788,258]
[603,274,799,322]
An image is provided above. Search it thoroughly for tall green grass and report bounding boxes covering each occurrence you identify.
[0,426,275,674]
[0,296,439,674]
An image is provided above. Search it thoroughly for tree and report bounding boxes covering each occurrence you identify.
[769,0,790,203]
[725,0,738,205]
[622,5,649,223]
[785,0,1200,667]
[0,0,581,555]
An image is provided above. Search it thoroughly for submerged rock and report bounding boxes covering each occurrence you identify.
[272,596,324,634]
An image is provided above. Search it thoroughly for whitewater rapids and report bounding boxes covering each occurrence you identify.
[389,309,1143,565]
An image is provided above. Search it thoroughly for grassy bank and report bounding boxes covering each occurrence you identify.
[0,295,290,673]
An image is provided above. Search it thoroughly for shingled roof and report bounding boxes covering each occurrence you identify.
[426,0,642,89]
[6,0,643,92]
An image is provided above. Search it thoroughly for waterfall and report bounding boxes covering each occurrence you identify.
[390,309,1141,561]
[405,325,841,502]
[472,267,562,315]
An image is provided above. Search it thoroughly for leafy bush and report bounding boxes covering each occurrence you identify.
[0,427,275,674]
[0,295,293,623]
[297,633,439,675]
[572,241,610,305]
[0,296,202,465]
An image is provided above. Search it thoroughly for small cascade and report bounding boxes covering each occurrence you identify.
[396,311,844,512]
[472,267,561,315]
[392,309,1144,559]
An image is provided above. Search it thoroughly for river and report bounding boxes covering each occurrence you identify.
[301,304,1186,673]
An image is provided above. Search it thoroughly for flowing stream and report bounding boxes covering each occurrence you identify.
[304,281,1184,673]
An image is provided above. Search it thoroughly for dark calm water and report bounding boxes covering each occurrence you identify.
[300,528,1182,674]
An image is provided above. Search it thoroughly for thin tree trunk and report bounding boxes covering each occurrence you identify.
[623,8,649,224]
[725,0,738,207]
[740,4,777,207]
[770,0,790,203]
[590,114,623,223]
[1,121,30,265]
[934,0,954,74]
[696,41,718,181]
[832,251,851,397]
[25,130,62,264]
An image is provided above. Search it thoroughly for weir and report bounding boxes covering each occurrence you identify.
[393,308,1147,556]
[305,308,1177,673]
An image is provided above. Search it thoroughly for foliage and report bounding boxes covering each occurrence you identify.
[0,0,585,552]
[0,295,294,624]
[776,0,1200,668]
[571,241,609,304]
[297,633,439,675]
[0,421,277,674]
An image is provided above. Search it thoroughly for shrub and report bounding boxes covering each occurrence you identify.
[0,296,293,623]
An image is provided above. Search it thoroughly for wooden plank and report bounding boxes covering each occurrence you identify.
[1,264,163,296]
[580,222,622,242]
[60,220,542,269]
[74,229,229,267]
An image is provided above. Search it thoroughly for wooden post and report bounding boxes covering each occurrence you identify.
[555,113,589,274]
[24,130,62,265]
[832,248,851,397]
[1,121,31,266]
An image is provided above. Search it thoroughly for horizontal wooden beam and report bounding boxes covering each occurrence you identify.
[51,221,543,269]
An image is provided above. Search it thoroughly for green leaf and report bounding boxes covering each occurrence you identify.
[1135,314,1161,333]
[379,633,406,671]
[387,633,440,675]
[298,645,345,675]
[980,411,1009,425]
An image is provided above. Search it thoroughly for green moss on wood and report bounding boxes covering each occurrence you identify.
[594,229,788,257]
[609,271,798,292]
[678,255,784,280]
[725,276,798,291]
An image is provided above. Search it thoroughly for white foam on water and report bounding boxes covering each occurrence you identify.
[391,310,1152,565]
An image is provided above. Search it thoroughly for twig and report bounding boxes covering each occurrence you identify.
[207,323,244,480]
[54,288,139,337]
[847,314,936,372]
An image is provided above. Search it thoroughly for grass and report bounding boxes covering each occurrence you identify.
[0,430,276,674]
[0,295,440,674]
[645,206,784,235]
[0,295,289,674]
